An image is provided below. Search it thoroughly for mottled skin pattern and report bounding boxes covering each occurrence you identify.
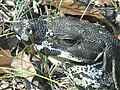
[13,16,120,90]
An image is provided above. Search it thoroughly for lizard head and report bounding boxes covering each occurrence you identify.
[13,16,108,64]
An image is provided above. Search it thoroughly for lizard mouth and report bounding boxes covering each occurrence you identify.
[47,49,104,65]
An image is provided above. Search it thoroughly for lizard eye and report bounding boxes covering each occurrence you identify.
[61,38,77,46]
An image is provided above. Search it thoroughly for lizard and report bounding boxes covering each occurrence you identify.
[13,16,120,90]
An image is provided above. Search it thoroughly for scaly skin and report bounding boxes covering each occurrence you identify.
[13,16,120,90]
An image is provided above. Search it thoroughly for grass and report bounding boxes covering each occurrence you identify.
[111,0,120,12]
[0,0,62,89]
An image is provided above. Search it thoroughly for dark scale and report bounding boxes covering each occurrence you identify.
[13,16,120,90]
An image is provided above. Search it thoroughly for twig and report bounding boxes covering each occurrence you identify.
[80,0,93,20]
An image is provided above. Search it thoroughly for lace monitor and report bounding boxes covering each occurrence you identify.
[13,16,120,90]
